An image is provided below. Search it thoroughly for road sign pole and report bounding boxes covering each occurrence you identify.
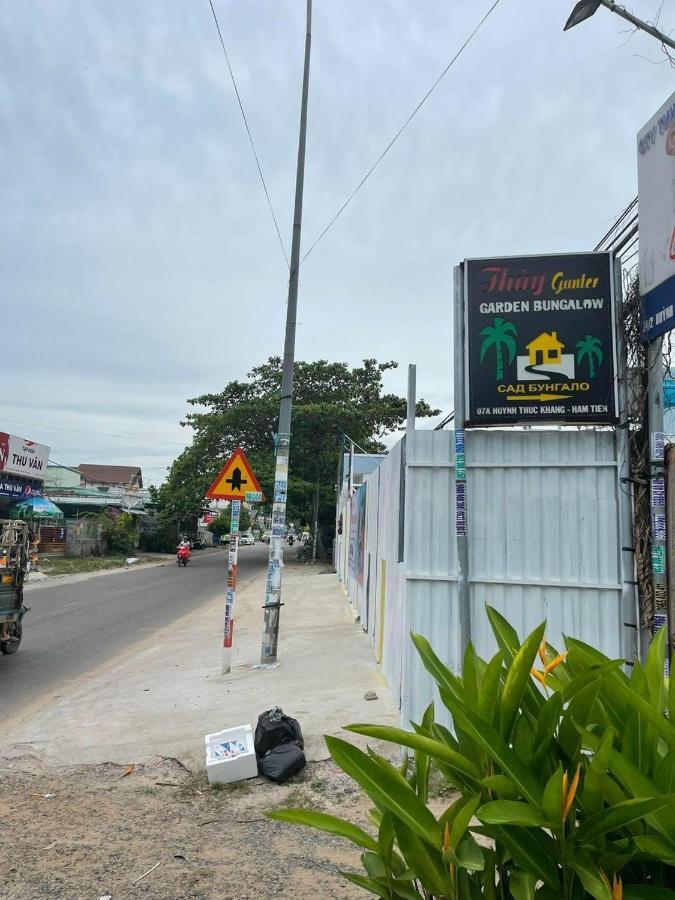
[222,499,241,674]
[260,0,312,665]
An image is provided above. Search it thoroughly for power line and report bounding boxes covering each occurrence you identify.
[300,0,503,266]
[207,0,290,269]
[1,418,187,446]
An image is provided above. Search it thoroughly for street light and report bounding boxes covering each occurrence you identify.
[564,0,675,51]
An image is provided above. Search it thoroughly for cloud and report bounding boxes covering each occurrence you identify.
[1,0,670,480]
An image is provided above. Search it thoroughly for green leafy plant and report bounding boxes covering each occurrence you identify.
[268,609,675,898]
[99,510,138,555]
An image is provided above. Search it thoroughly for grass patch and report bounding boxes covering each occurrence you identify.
[38,556,155,576]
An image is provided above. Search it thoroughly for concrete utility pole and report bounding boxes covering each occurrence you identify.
[648,337,667,662]
[260,0,312,664]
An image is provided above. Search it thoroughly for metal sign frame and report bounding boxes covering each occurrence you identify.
[461,251,619,428]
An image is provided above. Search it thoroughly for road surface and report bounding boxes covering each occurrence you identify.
[1,545,268,725]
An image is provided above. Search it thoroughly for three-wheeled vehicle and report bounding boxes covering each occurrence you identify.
[0,519,30,655]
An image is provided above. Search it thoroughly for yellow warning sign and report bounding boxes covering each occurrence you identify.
[205,448,263,501]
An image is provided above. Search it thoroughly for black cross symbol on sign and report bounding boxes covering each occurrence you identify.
[226,467,248,492]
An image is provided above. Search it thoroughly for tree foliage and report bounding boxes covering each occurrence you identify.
[155,357,439,542]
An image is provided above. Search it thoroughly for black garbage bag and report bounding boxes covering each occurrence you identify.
[254,707,304,758]
[259,742,306,784]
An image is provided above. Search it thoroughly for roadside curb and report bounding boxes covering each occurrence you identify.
[25,550,226,591]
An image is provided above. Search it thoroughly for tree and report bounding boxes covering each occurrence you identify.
[479,317,517,380]
[575,334,603,378]
[209,506,251,538]
[155,358,439,549]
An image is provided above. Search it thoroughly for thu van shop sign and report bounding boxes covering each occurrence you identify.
[464,252,618,426]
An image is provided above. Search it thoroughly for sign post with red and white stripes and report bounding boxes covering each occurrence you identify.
[223,499,240,673]
[205,449,263,674]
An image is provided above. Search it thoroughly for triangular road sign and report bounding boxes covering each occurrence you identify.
[206,448,263,501]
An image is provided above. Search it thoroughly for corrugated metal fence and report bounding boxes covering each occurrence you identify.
[336,426,637,726]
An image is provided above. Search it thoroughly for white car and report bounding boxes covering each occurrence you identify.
[239,534,255,546]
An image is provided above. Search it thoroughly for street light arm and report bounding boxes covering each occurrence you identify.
[601,0,675,50]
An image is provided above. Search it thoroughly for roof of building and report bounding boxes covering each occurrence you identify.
[78,464,143,487]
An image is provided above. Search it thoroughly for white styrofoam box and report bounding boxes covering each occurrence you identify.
[205,723,258,785]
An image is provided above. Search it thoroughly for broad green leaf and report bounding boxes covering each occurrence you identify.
[655,749,675,793]
[481,847,498,900]
[580,726,675,839]
[570,849,612,900]
[499,622,546,740]
[533,691,563,750]
[644,626,667,711]
[583,725,615,816]
[478,650,504,725]
[477,800,552,827]
[513,713,535,764]
[345,724,480,781]
[340,871,390,898]
[439,793,476,835]
[325,736,440,847]
[414,703,434,804]
[486,605,522,663]
[362,851,387,880]
[455,834,485,871]
[669,671,675,724]
[614,833,675,865]
[542,766,563,824]
[510,868,538,900]
[481,774,518,799]
[266,808,379,852]
[558,677,601,759]
[391,817,451,898]
[481,824,560,891]
[439,688,544,809]
[378,812,395,866]
[577,794,675,841]
[449,793,480,849]
[411,632,464,702]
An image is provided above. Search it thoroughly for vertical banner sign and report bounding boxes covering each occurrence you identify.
[205,448,263,674]
[455,428,466,536]
[223,500,240,674]
[650,432,668,622]
[637,90,675,340]
[464,253,617,425]
[261,436,289,662]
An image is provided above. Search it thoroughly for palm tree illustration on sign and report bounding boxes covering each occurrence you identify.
[479,318,517,381]
[575,335,603,378]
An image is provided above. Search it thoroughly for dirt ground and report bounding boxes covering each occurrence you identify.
[0,755,373,899]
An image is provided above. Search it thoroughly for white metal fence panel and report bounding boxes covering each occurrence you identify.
[403,427,633,726]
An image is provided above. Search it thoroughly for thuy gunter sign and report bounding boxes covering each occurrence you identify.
[464,252,618,426]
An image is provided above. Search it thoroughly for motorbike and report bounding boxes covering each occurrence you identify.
[0,519,30,656]
[176,544,191,567]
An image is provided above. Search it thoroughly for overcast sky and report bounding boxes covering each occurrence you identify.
[1,0,672,484]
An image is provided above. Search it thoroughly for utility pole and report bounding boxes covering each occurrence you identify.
[260,0,312,664]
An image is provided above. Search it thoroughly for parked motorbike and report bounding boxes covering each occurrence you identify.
[176,544,191,567]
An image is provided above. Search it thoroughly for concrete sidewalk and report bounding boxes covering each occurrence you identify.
[2,561,396,769]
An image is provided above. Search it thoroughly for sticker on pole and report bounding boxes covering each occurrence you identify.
[206,449,263,501]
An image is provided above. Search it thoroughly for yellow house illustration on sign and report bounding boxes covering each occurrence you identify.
[526,331,564,366]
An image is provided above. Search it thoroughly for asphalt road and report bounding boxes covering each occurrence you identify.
[0,545,268,725]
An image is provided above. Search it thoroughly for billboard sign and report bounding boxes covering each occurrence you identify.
[0,432,50,480]
[464,252,617,426]
[638,90,675,340]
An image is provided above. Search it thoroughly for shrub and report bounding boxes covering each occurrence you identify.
[269,609,675,899]
[100,511,138,556]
